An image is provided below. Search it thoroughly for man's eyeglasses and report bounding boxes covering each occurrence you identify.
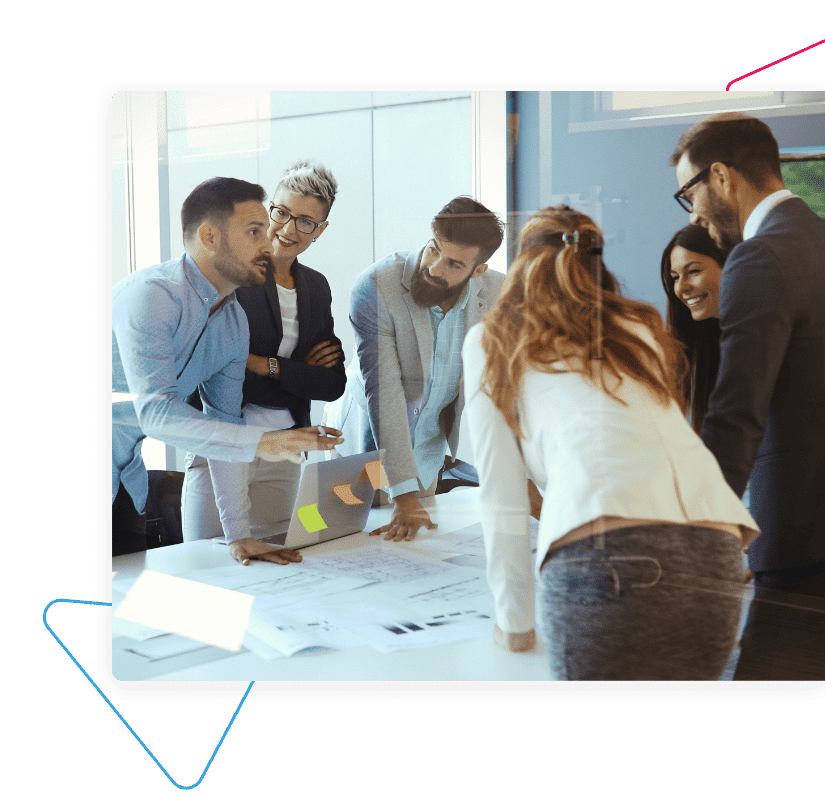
[673,166,711,212]
[269,204,324,234]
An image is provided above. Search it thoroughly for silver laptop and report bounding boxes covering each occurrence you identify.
[258,449,385,550]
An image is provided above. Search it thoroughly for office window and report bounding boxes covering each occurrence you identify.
[569,91,825,132]
[608,91,774,111]
[112,91,505,470]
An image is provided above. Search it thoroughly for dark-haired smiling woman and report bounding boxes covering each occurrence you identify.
[462,206,759,680]
[661,224,729,433]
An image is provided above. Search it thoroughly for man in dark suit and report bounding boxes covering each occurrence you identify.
[671,112,825,678]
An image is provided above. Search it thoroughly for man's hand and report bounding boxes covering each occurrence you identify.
[256,426,343,464]
[493,625,536,652]
[304,340,343,368]
[370,492,437,542]
[228,538,303,566]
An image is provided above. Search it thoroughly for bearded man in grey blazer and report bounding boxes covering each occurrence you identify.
[672,113,825,679]
[325,197,505,541]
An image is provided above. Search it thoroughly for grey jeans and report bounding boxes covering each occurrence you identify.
[539,524,745,680]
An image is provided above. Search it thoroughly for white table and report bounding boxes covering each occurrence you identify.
[111,488,550,681]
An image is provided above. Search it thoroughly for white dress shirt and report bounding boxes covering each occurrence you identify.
[243,283,300,433]
[742,189,795,240]
[462,321,759,633]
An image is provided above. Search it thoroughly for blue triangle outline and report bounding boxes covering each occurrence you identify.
[43,598,255,790]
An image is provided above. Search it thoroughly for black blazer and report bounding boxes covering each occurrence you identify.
[701,198,825,572]
[235,259,346,428]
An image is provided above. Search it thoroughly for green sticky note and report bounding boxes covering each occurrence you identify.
[297,503,327,533]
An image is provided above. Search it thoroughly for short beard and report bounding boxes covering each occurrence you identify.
[215,242,270,288]
[707,188,742,250]
[410,265,473,308]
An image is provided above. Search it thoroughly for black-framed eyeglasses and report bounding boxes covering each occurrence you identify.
[674,166,711,212]
[269,204,324,234]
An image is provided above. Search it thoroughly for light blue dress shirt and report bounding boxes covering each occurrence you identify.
[112,254,264,541]
[391,283,470,497]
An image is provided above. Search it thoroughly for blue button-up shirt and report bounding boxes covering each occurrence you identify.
[391,283,470,497]
[112,254,264,541]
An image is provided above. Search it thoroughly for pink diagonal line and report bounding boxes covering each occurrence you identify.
[727,38,825,90]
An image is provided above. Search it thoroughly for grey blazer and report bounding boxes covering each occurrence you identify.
[326,247,505,492]
[701,197,825,573]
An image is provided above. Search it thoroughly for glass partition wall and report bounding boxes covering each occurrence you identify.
[111,91,505,470]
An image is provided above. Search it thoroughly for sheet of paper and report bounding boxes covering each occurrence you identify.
[414,519,540,555]
[123,634,210,662]
[114,541,503,660]
[245,595,367,656]
[305,546,462,584]
[111,614,168,642]
[305,584,495,654]
[413,524,487,555]
[114,570,253,651]
[182,560,375,608]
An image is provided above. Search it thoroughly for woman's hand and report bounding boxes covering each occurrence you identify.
[246,353,271,376]
[256,426,343,463]
[493,625,536,652]
[304,340,343,368]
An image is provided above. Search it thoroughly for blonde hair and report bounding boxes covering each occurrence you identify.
[277,159,338,216]
[481,205,687,438]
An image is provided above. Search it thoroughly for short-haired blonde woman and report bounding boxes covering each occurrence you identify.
[462,205,759,680]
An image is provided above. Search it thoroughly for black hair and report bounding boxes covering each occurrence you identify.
[181,177,267,242]
[660,224,730,432]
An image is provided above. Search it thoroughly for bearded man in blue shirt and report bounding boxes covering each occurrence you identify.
[112,177,342,565]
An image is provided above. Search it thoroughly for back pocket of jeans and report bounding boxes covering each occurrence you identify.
[543,555,621,606]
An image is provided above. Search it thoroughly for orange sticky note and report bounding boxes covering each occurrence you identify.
[332,483,364,505]
[364,459,389,489]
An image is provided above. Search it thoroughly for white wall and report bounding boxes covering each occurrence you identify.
[113,91,497,470]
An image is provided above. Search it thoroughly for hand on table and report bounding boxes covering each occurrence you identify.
[369,492,437,542]
[256,426,343,464]
[493,625,536,652]
[229,538,303,566]
[304,340,343,368]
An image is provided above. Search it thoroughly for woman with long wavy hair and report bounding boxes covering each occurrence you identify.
[660,224,729,433]
[462,206,758,679]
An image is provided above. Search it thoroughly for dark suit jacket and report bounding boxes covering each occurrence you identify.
[235,259,346,428]
[701,197,825,572]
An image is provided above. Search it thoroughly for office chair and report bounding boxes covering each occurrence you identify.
[144,470,184,548]
[436,456,479,494]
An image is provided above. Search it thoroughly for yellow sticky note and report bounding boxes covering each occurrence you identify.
[364,459,389,489]
[297,503,328,533]
[332,483,364,505]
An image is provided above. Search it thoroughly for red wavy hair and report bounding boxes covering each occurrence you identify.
[481,206,688,438]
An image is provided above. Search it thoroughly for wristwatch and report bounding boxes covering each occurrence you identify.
[268,357,280,378]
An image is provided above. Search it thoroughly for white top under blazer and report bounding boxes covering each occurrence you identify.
[462,321,760,633]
